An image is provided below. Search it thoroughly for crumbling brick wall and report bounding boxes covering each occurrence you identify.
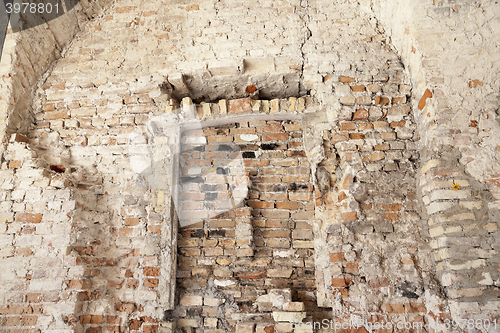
[0,0,499,331]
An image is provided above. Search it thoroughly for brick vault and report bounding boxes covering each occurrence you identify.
[0,0,499,332]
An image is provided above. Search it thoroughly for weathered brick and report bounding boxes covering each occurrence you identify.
[180,295,203,306]
[15,213,42,223]
[143,267,160,277]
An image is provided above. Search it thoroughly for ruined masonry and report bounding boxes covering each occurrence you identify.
[0,0,499,332]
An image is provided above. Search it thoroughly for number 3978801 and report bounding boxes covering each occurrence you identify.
[5,2,60,14]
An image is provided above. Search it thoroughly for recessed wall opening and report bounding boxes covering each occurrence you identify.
[162,61,309,104]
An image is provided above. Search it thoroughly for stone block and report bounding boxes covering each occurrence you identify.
[272,311,306,323]
[283,302,305,312]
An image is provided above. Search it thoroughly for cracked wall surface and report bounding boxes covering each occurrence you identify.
[0,0,499,332]
[370,0,500,322]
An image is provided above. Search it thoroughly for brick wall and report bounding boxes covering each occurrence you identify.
[372,0,500,320]
[1,0,499,331]
[175,118,319,331]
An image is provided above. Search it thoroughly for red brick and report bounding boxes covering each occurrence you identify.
[344,263,358,274]
[381,132,396,140]
[353,108,368,121]
[341,212,357,221]
[331,278,347,287]
[374,96,390,105]
[369,277,389,288]
[385,303,405,313]
[405,302,427,313]
[15,213,42,223]
[44,111,69,120]
[147,225,161,233]
[383,213,398,221]
[115,302,136,312]
[351,85,366,92]
[235,271,266,279]
[143,267,160,277]
[291,211,314,220]
[124,218,139,226]
[219,239,235,247]
[286,150,306,157]
[129,319,143,330]
[349,133,365,140]
[374,143,390,151]
[340,76,355,83]
[207,135,233,143]
[390,120,405,128]
[265,220,290,228]
[108,280,124,289]
[329,252,345,262]
[292,229,313,239]
[26,293,42,303]
[66,279,92,290]
[205,248,224,256]
[243,160,270,167]
[418,88,433,110]
[284,123,302,131]
[3,316,21,325]
[203,307,218,317]
[230,128,255,134]
[382,204,402,211]
[228,98,252,113]
[367,151,385,161]
[262,230,290,238]
[260,210,290,219]
[248,201,274,209]
[42,103,55,111]
[261,192,287,201]
[256,124,283,133]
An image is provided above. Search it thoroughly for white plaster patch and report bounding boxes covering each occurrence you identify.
[214,279,236,287]
[240,134,259,141]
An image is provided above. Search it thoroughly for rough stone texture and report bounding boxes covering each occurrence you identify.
[0,0,113,156]
[0,0,499,331]
[370,0,500,323]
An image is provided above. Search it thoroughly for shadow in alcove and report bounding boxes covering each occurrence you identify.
[161,72,310,105]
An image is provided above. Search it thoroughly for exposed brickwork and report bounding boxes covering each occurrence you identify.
[176,120,318,328]
[371,0,500,323]
[0,0,499,330]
